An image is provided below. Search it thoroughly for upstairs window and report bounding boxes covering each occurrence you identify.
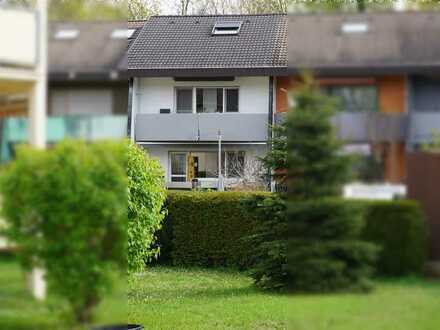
[212,21,242,35]
[176,87,239,113]
[225,89,239,112]
[176,88,193,113]
[324,85,377,112]
[54,29,79,40]
[196,88,223,113]
[111,28,135,39]
[341,22,369,34]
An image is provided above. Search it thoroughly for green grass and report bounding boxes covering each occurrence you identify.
[0,257,126,330]
[129,267,440,330]
[2,258,440,330]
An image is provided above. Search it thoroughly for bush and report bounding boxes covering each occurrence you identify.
[128,142,166,273]
[361,200,429,276]
[0,140,126,324]
[163,191,270,268]
[248,196,378,292]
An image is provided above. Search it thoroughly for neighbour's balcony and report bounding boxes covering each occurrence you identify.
[0,115,127,162]
[407,111,440,145]
[274,111,408,143]
[135,113,268,142]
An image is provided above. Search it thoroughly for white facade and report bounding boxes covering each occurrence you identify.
[134,76,270,114]
[132,76,271,188]
[143,143,267,186]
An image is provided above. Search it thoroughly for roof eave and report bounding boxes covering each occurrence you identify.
[127,67,289,77]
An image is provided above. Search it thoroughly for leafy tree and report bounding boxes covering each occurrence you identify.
[48,0,127,21]
[0,140,127,324]
[128,142,166,273]
[128,0,160,20]
[240,0,288,14]
[422,131,440,153]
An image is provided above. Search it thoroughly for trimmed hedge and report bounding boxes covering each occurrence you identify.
[361,200,429,276]
[247,197,377,292]
[157,192,429,277]
[162,191,270,268]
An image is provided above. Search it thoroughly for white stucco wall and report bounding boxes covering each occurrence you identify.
[142,143,267,183]
[135,76,270,115]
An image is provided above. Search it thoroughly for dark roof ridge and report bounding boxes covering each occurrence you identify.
[150,13,287,18]
[50,20,126,24]
[288,9,440,17]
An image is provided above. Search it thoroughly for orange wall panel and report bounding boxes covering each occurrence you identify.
[378,76,406,114]
[276,76,292,113]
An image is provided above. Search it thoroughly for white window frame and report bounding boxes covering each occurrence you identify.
[174,87,193,114]
[174,86,239,114]
[169,152,188,182]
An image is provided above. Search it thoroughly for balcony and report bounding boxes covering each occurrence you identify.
[274,112,407,143]
[135,113,268,142]
[0,115,127,162]
[407,112,440,145]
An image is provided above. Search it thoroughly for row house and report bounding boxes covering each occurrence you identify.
[128,12,440,189]
[1,21,139,161]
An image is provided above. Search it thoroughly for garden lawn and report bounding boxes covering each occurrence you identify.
[0,257,126,330]
[129,267,440,330]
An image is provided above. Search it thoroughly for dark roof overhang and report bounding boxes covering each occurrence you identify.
[49,71,128,83]
[127,66,289,77]
[290,64,440,77]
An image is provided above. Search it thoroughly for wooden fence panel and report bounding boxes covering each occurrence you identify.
[407,152,440,260]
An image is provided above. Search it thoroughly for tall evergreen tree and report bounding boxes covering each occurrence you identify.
[251,75,377,292]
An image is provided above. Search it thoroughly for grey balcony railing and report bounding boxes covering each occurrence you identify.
[407,112,440,145]
[135,113,268,142]
[275,112,408,143]
[0,115,127,162]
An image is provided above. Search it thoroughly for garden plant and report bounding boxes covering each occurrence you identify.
[250,74,378,292]
[1,140,128,325]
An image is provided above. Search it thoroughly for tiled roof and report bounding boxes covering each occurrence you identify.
[288,11,440,73]
[49,22,127,77]
[128,14,287,75]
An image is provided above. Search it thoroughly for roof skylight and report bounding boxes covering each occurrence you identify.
[212,21,242,35]
[54,29,79,40]
[111,28,135,39]
[341,22,369,34]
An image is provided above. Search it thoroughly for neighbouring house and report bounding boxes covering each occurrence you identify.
[128,12,440,190]
[0,21,145,161]
[281,11,440,185]
[0,1,47,253]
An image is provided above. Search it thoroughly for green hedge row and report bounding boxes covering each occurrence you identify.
[159,191,270,268]
[361,200,428,276]
[157,192,429,276]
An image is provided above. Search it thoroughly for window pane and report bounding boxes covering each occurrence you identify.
[176,89,192,113]
[171,153,186,176]
[226,151,245,177]
[327,86,377,112]
[226,89,238,112]
[196,88,222,113]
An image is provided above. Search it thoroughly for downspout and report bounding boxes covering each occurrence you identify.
[127,77,133,140]
[268,76,274,191]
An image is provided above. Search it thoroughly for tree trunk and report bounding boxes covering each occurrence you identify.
[75,295,99,324]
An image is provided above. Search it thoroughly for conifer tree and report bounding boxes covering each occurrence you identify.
[252,75,377,292]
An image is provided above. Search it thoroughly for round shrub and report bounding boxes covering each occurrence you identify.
[0,140,126,323]
[362,200,429,276]
[128,142,166,273]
